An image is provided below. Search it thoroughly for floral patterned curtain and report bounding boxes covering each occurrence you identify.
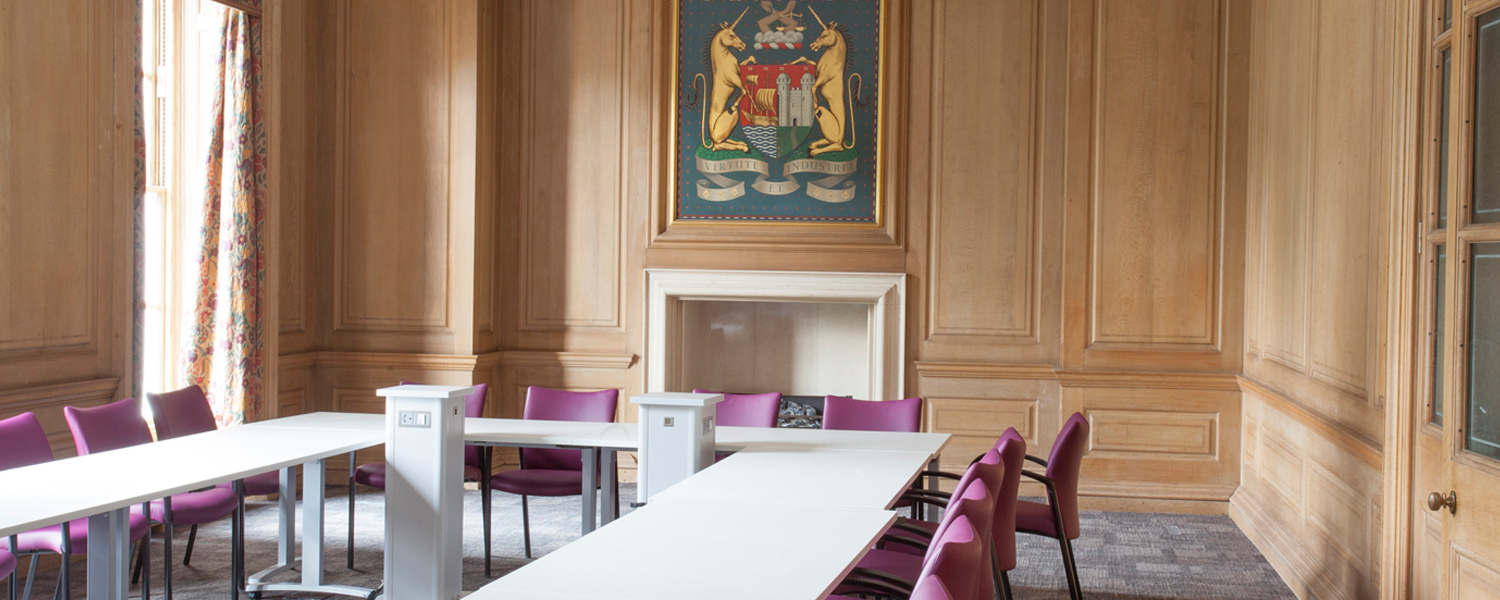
[183,8,265,427]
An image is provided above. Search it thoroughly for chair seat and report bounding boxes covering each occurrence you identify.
[1016,499,1061,538]
[0,549,15,581]
[832,548,924,596]
[355,462,485,489]
[882,517,939,556]
[16,512,151,555]
[149,487,239,525]
[489,469,588,497]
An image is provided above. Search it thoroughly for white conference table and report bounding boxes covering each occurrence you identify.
[268,413,951,532]
[469,498,897,600]
[651,447,936,511]
[0,422,385,600]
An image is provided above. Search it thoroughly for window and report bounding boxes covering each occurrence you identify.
[142,0,224,398]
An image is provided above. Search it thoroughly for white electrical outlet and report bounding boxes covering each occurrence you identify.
[399,411,432,428]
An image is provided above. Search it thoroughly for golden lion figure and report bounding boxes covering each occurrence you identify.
[694,8,757,153]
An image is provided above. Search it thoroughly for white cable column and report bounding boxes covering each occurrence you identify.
[378,385,474,600]
[631,392,723,502]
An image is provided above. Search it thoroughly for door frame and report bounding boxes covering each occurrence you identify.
[1380,0,1428,598]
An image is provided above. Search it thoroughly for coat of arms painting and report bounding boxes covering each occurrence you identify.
[676,0,885,224]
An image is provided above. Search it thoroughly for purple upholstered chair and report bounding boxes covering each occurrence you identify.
[66,397,239,600]
[691,389,781,428]
[837,464,996,600]
[822,395,923,432]
[146,384,282,567]
[1,412,152,600]
[831,516,984,600]
[349,383,491,572]
[1018,412,1090,600]
[886,428,1027,600]
[489,386,618,561]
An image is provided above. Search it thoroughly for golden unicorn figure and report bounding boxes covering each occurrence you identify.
[798,7,863,157]
[694,8,757,153]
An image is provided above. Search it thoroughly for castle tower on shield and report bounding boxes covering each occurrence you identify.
[776,71,814,128]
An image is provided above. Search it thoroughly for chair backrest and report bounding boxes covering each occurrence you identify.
[0,412,56,471]
[821,396,922,432]
[925,485,991,600]
[521,386,618,471]
[950,449,1003,599]
[991,428,1026,572]
[145,385,219,440]
[913,516,984,600]
[926,463,995,567]
[1046,412,1089,540]
[692,389,780,428]
[64,397,155,456]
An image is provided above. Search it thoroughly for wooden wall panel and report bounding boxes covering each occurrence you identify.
[0,0,134,454]
[1063,0,1246,373]
[1089,0,1221,352]
[1065,378,1241,504]
[0,0,131,389]
[1235,2,1392,592]
[333,0,452,346]
[1252,0,1314,371]
[1234,390,1383,600]
[1307,0,1379,400]
[516,0,626,335]
[925,0,1040,345]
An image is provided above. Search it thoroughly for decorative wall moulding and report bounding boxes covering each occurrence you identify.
[645,268,905,399]
[500,351,638,370]
[0,377,121,410]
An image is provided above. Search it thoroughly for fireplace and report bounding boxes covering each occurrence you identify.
[645,269,907,400]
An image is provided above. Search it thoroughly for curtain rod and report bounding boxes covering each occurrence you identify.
[210,0,263,18]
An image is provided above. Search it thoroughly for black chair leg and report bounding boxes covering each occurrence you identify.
[183,525,197,567]
[347,451,356,571]
[140,519,151,600]
[132,540,144,585]
[520,495,532,559]
[1059,534,1083,600]
[999,570,1014,600]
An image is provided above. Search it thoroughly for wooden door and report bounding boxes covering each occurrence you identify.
[1414,1,1454,598]
[1424,1,1500,597]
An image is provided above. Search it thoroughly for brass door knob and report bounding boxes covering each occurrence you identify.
[1428,491,1458,514]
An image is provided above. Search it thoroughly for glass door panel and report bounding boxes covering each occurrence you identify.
[1467,242,1500,459]
[1472,11,1500,223]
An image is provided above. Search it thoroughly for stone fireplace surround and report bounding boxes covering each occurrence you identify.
[644,269,907,400]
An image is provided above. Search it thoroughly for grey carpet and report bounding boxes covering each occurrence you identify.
[12,486,1294,599]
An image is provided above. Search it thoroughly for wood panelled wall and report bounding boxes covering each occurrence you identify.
[911,0,1249,510]
[0,0,139,456]
[1231,0,1398,598]
[284,0,1259,498]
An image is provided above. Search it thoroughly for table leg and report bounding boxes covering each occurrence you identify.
[302,458,326,588]
[600,449,618,526]
[84,508,129,600]
[581,448,598,535]
[246,459,371,598]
